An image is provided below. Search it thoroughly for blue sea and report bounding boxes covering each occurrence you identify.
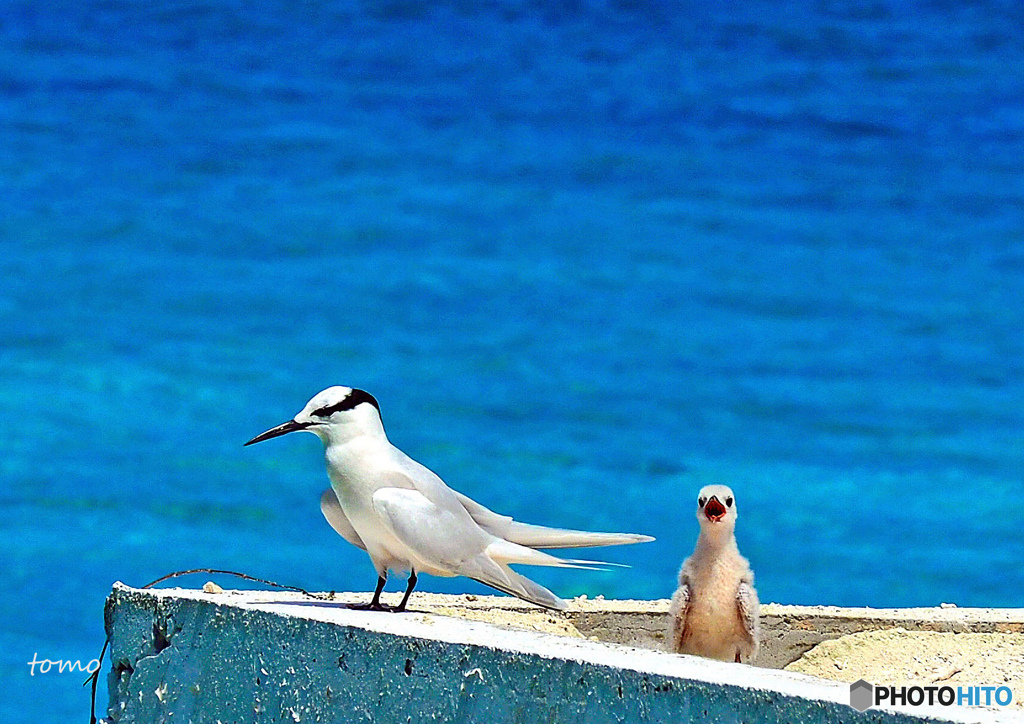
[3,0,1023,719]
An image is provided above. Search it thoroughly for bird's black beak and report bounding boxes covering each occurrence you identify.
[244,419,311,446]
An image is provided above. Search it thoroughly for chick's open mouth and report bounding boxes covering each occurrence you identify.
[704,497,726,521]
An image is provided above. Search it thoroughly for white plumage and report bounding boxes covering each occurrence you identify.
[247,386,653,611]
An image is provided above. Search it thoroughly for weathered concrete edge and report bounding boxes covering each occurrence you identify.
[104,584,1024,724]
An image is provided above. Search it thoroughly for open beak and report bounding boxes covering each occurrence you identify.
[244,419,311,446]
[703,496,727,522]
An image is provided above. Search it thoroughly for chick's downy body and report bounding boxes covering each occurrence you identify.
[668,484,759,663]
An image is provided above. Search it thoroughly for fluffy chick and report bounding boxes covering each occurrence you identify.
[668,484,759,662]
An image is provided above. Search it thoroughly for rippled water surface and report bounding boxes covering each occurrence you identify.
[2,1,1023,720]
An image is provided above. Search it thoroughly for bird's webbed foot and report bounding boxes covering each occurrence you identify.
[347,572,417,613]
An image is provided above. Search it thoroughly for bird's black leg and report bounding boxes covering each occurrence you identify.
[394,571,417,612]
[348,575,388,611]
[369,575,387,609]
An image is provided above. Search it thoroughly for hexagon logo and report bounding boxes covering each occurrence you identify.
[850,679,873,712]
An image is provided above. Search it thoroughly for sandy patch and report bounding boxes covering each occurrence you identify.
[785,628,1024,707]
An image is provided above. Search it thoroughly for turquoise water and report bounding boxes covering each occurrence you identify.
[3,1,1023,720]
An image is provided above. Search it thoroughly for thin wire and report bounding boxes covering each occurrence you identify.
[86,569,332,723]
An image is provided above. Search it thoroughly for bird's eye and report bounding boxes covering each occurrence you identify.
[726,497,734,507]
[698,497,706,507]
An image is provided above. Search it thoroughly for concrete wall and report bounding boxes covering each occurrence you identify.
[103,584,1022,724]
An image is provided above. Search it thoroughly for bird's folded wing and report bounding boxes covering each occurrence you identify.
[672,581,690,615]
[319,489,367,550]
[737,581,760,644]
[371,487,491,569]
[463,557,568,611]
[388,456,653,550]
[454,491,654,549]
[372,487,571,611]
[668,582,691,651]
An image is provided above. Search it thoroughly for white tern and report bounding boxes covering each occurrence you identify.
[246,386,653,611]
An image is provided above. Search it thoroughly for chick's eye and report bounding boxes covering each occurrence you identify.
[726,497,734,507]
[698,497,706,507]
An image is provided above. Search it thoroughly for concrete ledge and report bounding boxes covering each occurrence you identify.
[103,584,1024,723]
